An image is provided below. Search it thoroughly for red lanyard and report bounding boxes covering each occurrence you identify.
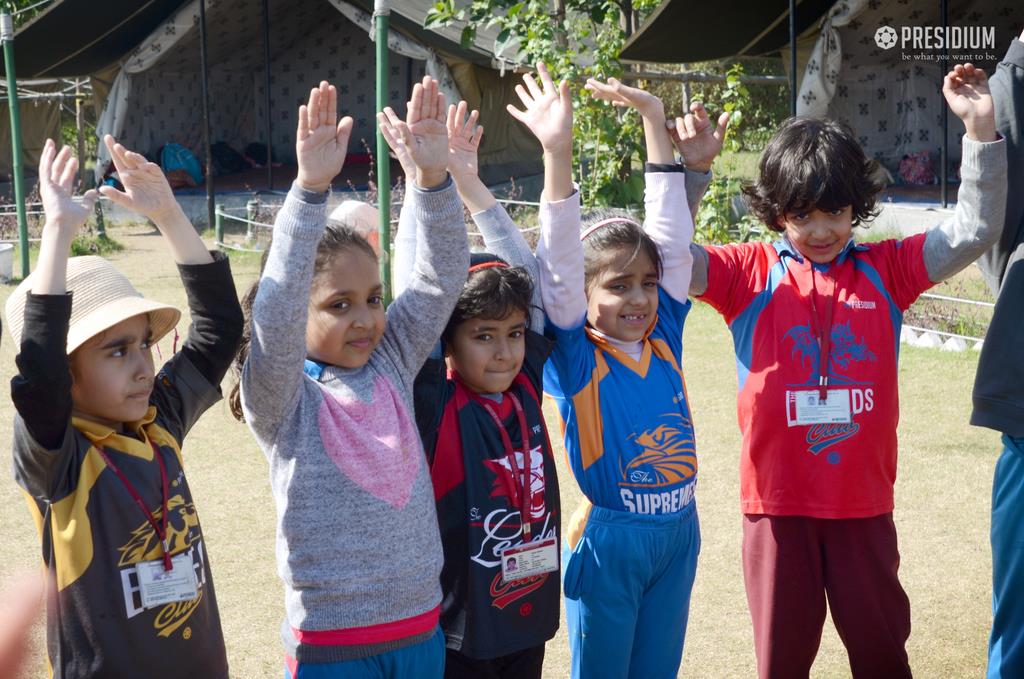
[808,267,839,403]
[480,393,535,539]
[97,441,172,571]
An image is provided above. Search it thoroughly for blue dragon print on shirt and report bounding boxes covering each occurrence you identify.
[783,321,877,464]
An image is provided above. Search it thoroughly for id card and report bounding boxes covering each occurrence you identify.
[500,537,558,583]
[786,389,852,426]
[136,553,198,609]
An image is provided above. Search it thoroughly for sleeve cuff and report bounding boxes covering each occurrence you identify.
[414,174,454,193]
[645,162,686,173]
[289,181,329,205]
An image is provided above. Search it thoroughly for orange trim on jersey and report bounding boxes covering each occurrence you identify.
[572,349,610,470]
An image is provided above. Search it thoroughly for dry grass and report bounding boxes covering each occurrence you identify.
[0,225,1000,678]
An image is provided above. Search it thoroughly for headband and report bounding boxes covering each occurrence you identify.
[468,260,510,274]
[579,217,643,241]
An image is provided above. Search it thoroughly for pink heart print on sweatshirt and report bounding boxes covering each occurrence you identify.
[317,375,422,509]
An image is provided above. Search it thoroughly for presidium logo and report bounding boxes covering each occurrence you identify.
[874,24,996,51]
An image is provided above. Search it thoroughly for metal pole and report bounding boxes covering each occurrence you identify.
[214,203,223,244]
[374,0,392,303]
[198,0,215,230]
[789,0,797,116]
[261,0,273,190]
[2,12,29,277]
[75,78,86,188]
[940,0,949,207]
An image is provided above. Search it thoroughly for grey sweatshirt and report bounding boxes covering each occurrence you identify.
[973,37,1024,437]
[240,181,469,661]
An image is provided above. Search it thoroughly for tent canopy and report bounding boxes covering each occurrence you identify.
[620,0,833,63]
[5,0,508,79]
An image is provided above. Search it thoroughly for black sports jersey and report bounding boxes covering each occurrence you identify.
[10,254,240,678]
[414,331,560,659]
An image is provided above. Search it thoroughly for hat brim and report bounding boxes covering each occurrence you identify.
[66,298,181,354]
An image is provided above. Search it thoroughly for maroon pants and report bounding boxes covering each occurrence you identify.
[742,513,912,679]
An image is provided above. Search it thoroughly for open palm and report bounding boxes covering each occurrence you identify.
[446,101,483,180]
[98,135,178,221]
[296,80,354,193]
[507,63,572,155]
[585,77,664,121]
[39,139,97,229]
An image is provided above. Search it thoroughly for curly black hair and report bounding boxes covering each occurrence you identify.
[741,117,883,233]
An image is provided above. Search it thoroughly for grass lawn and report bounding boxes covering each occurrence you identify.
[0,224,1001,678]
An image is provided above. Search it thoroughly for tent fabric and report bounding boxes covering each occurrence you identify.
[94,0,447,182]
[796,0,1023,173]
[0,85,61,179]
[6,0,188,78]
[620,0,834,63]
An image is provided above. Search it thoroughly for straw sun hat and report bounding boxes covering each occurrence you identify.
[5,256,181,354]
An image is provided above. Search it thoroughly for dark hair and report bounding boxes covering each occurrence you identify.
[580,208,663,292]
[742,117,882,233]
[442,252,534,344]
[229,222,378,422]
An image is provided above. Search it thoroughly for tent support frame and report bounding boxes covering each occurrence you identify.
[940,0,949,207]
[789,0,797,116]
[262,0,273,191]
[2,12,28,277]
[199,0,215,230]
[375,0,392,304]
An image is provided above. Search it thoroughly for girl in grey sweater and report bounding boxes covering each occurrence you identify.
[231,78,468,677]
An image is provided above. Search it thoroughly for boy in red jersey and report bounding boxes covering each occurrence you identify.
[687,64,1006,677]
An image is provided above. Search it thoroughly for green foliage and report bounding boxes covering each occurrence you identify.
[694,176,770,245]
[70,233,123,256]
[426,0,659,209]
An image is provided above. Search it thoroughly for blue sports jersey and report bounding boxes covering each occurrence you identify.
[544,287,697,514]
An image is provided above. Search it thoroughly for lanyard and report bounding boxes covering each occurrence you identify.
[97,441,172,571]
[808,267,839,403]
[480,393,535,539]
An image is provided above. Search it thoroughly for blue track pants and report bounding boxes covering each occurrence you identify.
[285,627,445,679]
[989,436,1024,679]
[562,502,700,679]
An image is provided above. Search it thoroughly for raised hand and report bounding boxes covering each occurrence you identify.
[295,80,354,193]
[377,107,417,185]
[943,63,996,142]
[38,139,98,233]
[585,76,665,122]
[98,135,179,223]
[381,77,449,188]
[671,102,730,173]
[446,101,483,182]
[506,63,572,156]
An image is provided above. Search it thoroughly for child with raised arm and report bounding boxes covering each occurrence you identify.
[381,100,561,679]
[513,63,711,678]
[230,77,468,678]
[5,136,242,678]
[685,64,1007,677]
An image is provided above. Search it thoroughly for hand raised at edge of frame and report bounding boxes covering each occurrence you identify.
[295,80,354,193]
[671,102,730,173]
[506,62,572,157]
[942,63,996,142]
[38,139,98,235]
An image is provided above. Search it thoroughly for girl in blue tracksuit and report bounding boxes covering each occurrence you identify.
[508,65,723,678]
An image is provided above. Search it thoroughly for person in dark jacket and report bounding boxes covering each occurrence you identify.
[972,28,1024,679]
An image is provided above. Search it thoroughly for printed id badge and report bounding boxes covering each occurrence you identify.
[136,552,198,609]
[500,536,559,583]
[786,389,852,426]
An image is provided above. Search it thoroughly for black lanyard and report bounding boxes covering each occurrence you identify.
[808,266,839,403]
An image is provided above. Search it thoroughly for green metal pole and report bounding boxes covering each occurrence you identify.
[374,0,392,304]
[214,203,223,245]
[2,12,29,277]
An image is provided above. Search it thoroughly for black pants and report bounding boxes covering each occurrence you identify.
[444,644,545,679]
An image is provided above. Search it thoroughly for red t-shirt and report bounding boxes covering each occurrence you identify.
[699,235,934,518]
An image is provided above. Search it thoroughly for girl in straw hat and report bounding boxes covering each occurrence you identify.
[6,136,243,678]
